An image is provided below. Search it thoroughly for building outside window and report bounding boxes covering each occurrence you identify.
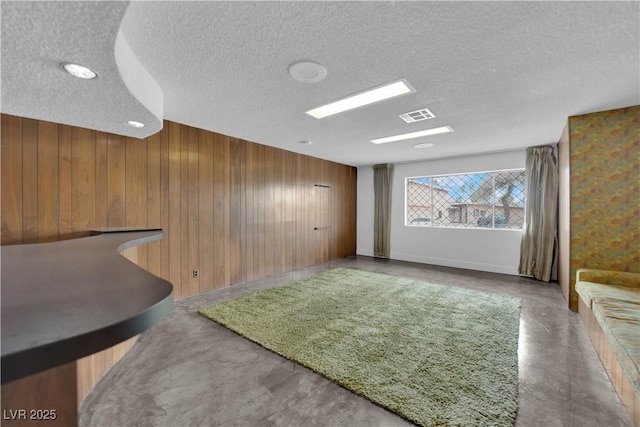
[405,169,526,229]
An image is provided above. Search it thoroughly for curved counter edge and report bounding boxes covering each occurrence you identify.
[1,230,174,384]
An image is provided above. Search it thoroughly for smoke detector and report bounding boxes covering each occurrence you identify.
[399,108,436,123]
[288,61,327,83]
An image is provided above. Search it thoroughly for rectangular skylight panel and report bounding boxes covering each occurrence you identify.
[371,126,453,144]
[306,80,414,119]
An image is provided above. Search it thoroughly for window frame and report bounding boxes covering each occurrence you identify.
[404,168,526,231]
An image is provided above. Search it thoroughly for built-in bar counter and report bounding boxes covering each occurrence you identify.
[1,230,173,426]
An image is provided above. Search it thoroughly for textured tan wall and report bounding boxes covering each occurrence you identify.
[562,105,640,309]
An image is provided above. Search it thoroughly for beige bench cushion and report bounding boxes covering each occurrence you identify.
[592,298,640,395]
[576,281,640,308]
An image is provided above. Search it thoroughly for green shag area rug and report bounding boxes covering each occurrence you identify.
[199,268,521,427]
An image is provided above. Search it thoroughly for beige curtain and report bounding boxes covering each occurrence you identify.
[518,146,559,282]
[373,163,393,258]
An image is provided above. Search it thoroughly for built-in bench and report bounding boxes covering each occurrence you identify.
[576,268,640,426]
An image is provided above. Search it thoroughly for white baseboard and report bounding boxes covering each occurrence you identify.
[356,248,375,257]
[356,249,518,276]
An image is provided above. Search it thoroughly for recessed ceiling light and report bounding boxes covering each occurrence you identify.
[125,120,145,128]
[414,142,434,149]
[289,61,327,83]
[371,126,453,144]
[63,63,97,79]
[306,79,414,119]
[298,140,313,145]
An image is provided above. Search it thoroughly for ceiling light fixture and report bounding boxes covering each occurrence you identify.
[306,79,414,119]
[371,126,453,144]
[298,140,313,145]
[414,142,434,149]
[125,120,145,128]
[63,63,97,79]
[289,61,327,83]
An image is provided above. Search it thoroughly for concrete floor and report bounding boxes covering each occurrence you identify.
[80,256,633,427]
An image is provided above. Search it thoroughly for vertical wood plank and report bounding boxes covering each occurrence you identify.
[95,132,108,230]
[223,135,231,286]
[160,122,171,283]
[146,132,162,276]
[168,121,182,299]
[341,164,349,255]
[229,137,246,285]
[188,126,200,296]
[301,152,309,268]
[244,141,255,282]
[37,121,59,242]
[306,156,314,267]
[337,163,345,257]
[326,161,336,261]
[1,115,23,244]
[344,165,352,258]
[58,125,73,237]
[180,125,191,296]
[350,167,357,255]
[111,341,129,368]
[264,146,275,277]
[125,137,148,230]
[198,130,215,292]
[303,155,312,267]
[238,139,247,284]
[310,157,320,266]
[318,163,325,263]
[2,362,77,427]
[254,143,266,280]
[89,130,108,401]
[336,165,342,258]
[22,118,38,243]
[180,125,191,298]
[273,148,284,274]
[294,153,303,269]
[107,134,126,228]
[76,356,91,405]
[211,132,226,289]
[125,136,148,269]
[283,151,295,272]
[71,128,96,232]
[340,165,349,258]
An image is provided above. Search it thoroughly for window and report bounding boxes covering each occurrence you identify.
[405,169,525,229]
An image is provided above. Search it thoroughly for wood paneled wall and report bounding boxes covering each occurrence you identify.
[1,362,77,427]
[76,247,139,404]
[1,113,357,401]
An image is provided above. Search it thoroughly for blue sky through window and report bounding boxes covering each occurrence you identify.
[410,172,525,207]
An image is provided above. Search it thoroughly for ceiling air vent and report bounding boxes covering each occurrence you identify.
[399,108,436,123]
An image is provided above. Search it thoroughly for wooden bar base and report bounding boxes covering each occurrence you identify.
[1,362,77,427]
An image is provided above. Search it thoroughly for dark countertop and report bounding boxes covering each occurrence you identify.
[1,230,174,384]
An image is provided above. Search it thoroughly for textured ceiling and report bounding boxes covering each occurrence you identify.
[2,1,639,166]
[1,2,163,138]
